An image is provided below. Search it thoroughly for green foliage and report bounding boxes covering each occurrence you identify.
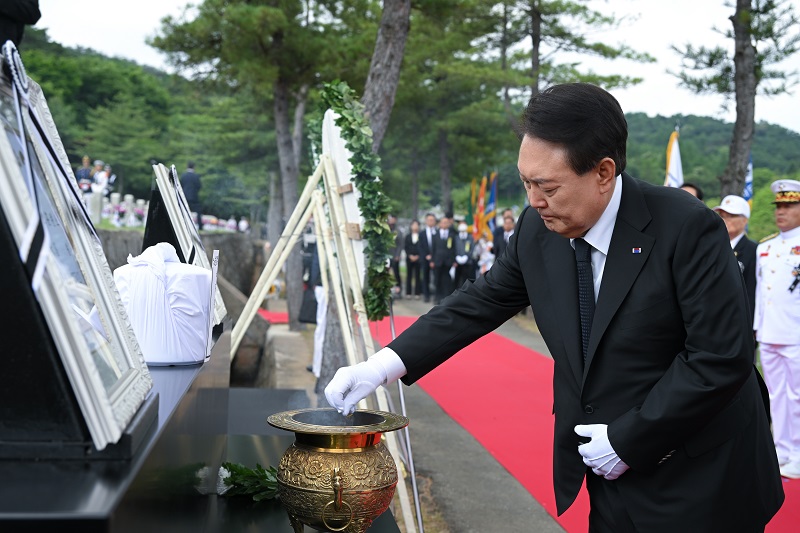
[625,112,800,198]
[320,81,394,322]
[21,28,270,221]
[671,0,800,98]
[220,462,279,502]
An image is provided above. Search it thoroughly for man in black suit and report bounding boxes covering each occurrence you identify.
[180,161,203,230]
[419,213,437,302]
[492,213,516,258]
[326,83,783,531]
[713,195,757,324]
[431,214,456,304]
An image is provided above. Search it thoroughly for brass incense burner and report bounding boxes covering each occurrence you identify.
[267,408,409,533]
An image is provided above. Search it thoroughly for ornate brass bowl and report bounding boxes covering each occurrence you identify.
[268,408,409,533]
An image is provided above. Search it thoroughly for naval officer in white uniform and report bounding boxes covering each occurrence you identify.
[755,179,800,479]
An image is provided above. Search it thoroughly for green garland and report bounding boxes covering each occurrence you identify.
[310,81,394,321]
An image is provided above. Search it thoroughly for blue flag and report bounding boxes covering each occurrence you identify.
[486,172,497,232]
[743,154,753,203]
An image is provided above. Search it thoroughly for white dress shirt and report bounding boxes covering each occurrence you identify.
[570,175,623,302]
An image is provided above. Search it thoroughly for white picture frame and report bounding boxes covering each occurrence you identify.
[0,43,152,451]
[151,162,228,325]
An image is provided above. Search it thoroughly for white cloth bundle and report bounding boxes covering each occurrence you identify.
[115,242,211,365]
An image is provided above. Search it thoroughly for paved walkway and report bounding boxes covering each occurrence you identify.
[266,297,564,532]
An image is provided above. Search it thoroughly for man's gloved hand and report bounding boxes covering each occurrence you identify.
[575,424,630,480]
[325,359,386,416]
[455,255,468,265]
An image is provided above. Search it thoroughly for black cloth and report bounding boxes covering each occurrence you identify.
[492,226,508,257]
[586,473,637,533]
[180,169,202,227]
[389,174,783,530]
[454,233,476,289]
[404,233,423,296]
[734,234,757,325]
[574,238,595,363]
[180,170,202,204]
[431,228,455,303]
[419,227,434,301]
[0,0,40,47]
[390,229,403,290]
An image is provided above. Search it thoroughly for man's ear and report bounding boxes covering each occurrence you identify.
[596,157,616,192]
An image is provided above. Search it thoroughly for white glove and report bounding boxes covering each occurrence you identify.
[324,349,407,416]
[455,255,468,265]
[575,424,629,480]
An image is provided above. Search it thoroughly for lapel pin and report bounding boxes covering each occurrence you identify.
[632,247,642,254]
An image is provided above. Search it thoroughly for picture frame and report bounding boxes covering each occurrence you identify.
[0,42,152,451]
[146,162,228,326]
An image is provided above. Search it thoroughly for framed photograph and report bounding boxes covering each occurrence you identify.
[0,43,152,451]
[146,162,227,326]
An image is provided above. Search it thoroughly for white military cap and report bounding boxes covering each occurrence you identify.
[713,195,750,218]
[771,179,800,203]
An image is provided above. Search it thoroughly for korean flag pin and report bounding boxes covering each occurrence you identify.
[632,247,642,254]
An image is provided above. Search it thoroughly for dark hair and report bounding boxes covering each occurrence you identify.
[680,182,704,201]
[521,83,627,175]
[425,212,437,219]
[187,161,195,169]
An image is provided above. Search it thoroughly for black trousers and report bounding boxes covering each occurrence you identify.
[433,264,453,303]
[406,260,421,296]
[585,472,764,533]
[390,258,402,289]
[422,260,432,300]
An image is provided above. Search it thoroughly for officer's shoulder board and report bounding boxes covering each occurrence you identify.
[760,232,779,244]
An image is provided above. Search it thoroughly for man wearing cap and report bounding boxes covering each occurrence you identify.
[755,179,800,479]
[714,195,757,323]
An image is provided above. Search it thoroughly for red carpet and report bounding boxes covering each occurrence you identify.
[370,315,800,532]
[257,309,288,324]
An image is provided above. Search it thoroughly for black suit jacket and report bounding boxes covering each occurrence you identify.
[431,229,455,268]
[419,227,434,261]
[390,174,783,530]
[492,227,510,257]
[734,234,757,325]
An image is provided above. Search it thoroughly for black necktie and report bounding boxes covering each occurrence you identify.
[574,238,595,362]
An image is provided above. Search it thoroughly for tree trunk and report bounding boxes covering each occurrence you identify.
[292,84,309,169]
[501,2,518,130]
[267,171,283,248]
[528,0,542,95]
[362,0,411,153]
[720,0,757,197]
[274,78,304,331]
[315,287,348,405]
[438,129,452,213]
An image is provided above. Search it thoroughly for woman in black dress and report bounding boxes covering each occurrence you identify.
[404,219,423,299]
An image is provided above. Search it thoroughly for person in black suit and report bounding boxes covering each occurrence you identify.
[404,219,423,299]
[453,221,475,289]
[419,213,437,302]
[713,195,757,325]
[325,83,783,532]
[431,215,456,304]
[180,161,203,230]
[492,214,516,258]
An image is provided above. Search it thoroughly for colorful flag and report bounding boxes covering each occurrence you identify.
[743,153,754,206]
[485,171,498,233]
[664,128,683,188]
[474,176,487,241]
[466,178,476,231]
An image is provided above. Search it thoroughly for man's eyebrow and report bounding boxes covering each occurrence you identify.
[518,171,553,185]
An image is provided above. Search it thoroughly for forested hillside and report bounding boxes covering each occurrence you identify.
[16,27,800,238]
